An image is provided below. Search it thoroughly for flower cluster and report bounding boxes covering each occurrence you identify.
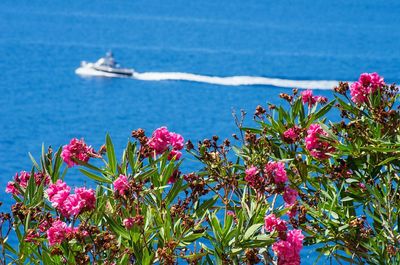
[123,216,144,229]
[272,229,304,265]
[113,174,129,195]
[46,180,96,217]
[148,127,184,160]
[283,187,298,206]
[283,186,299,218]
[282,126,301,144]
[305,124,335,159]
[6,171,49,196]
[244,166,261,189]
[264,214,287,233]
[265,161,288,183]
[245,162,290,196]
[47,220,75,246]
[61,138,94,167]
[350,72,385,104]
[301,90,327,107]
[46,219,90,247]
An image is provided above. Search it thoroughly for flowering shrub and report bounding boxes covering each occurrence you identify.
[0,73,399,264]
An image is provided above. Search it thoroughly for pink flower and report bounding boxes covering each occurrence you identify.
[272,229,304,265]
[301,90,327,107]
[63,194,82,216]
[264,214,287,232]
[148,127,171,154]
[74,187,96,211]
[167,170,180,184]
[245,166,260,188]
[245,166,259,178]
[305,124,335,159]
[283,127,300,144]
[148,127,184,160]
[5,182,18,195]
[113,174,129,195]
[283,187,298,206]
[227,211,236,217]
[265,161,287,184]
[169,132,184,150]
[14,171,30,188]
[123,218,134,229]
[168,149,182,160]
[47,220,68,246]
[350,72,385,104]
[63,187,96,216]
[286,229,304,252]
[301,90,317,106]
[61,138,94,167]
[33,172,50,186]
[46,180,71,210]
[6,171,50,196]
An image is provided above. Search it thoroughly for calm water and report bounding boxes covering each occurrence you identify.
[1,0,400,262]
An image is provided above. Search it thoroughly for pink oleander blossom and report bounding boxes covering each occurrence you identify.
[61,138,94,167]
[5,182,18,195]
[286,229,304,252]
[350,72,385,104]
[74,187,96,211]
[46,180,71,210]
[14,171,30,188]
[168,149,182,160]
[283,127,301,144]
[33,172,51,186]
[301,90,327,107]
[113,174,129,195]
[245,166,261,188]
[64,187,96,216]
[47,220,68,246]
[305,124,335,160]
[148,127,184,160]
[63,194,82,216]
[148,127,171,154]
[227,211,236,217]
[265,161,287,184]
[272,229,304,265]
[301,90,316,106]
[123,218,134,229]
[264,214,287,232]
[6,171,50,195]
[283,187,298,206]
[169,132,184,150]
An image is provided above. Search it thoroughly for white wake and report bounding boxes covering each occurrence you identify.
[132,72,339,90]
[76,67,341,90]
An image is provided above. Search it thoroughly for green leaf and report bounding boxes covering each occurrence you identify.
[106,133,117,175]
[104,215,130,240]
[243,223,263,240]
[79,168,112,184]
[28,152,40,171]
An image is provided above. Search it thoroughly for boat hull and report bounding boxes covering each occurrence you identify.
[75,62,135,78]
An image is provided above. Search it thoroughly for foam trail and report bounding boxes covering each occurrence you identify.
[132,72,339,90]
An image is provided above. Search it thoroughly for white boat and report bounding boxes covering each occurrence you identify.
[75,52,135,77]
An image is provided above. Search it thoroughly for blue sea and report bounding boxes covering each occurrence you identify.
[1,0,400,263]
